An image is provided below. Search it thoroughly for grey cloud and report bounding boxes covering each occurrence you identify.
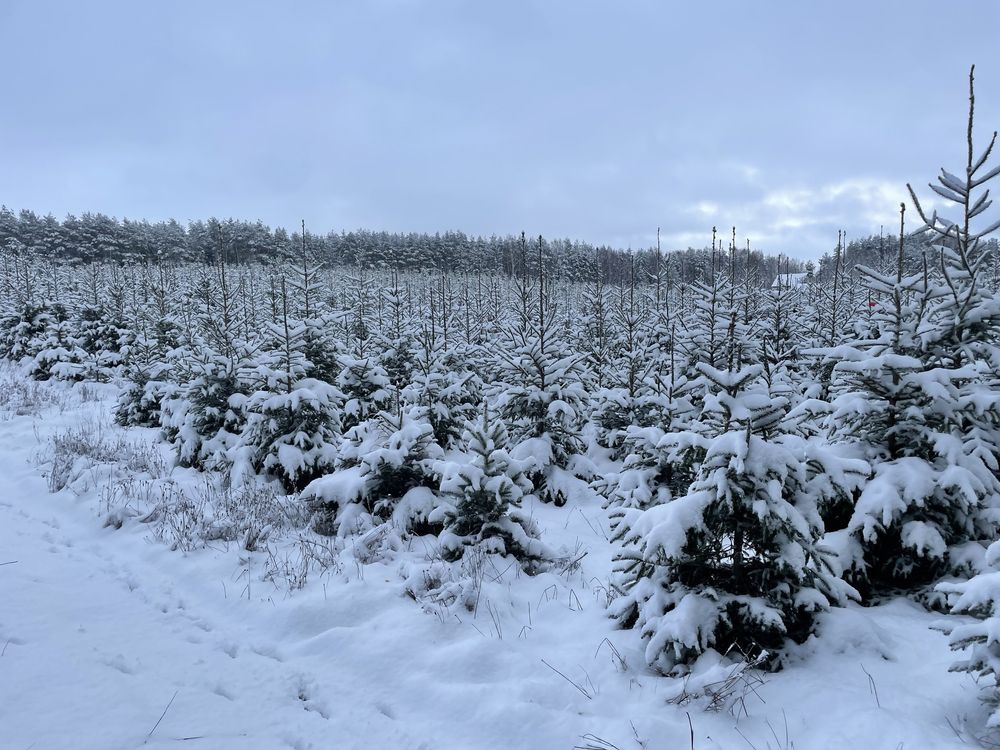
[1,0,998,259]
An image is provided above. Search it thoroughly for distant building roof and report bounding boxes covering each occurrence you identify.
[770,272,810,289]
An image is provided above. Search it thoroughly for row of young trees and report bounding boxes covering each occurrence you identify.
[3,65,1000,724]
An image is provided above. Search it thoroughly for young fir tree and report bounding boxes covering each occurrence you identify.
[303,406,442,536]
[336,354,392,432]
[234,278,345,492]
[115,328,176,427]
[300,311,343,383]
[116,266,182,427]
[609,362,858,672]
[159,257,255,469]
[404,318,483,450]
[931,68,1000,717]
[28,305,87,381]
[592,258,658,459]
[760,258,809,399]
[577,248,613,390]
[377,268,417,412]
[0,303,52,361]
[433,405,548,570]
[495,235,587,504]
[938,541,1000,729]
[832,68,1000,599]
[161,344,250,471]
[75,304,129,381]
[679,231,733,374]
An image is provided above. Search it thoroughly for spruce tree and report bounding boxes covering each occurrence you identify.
[434,406,547,570]
[831,67,1000,598]
[610,363,855,672]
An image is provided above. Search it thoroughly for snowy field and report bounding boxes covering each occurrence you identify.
[0,369,988,750]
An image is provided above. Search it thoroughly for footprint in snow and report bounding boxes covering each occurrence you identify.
[191,617,212,632]
[100,653,138,675]
[281,734,311,750]
[211,683,235,701]
[250,642,284,662]
[295,676,331,720]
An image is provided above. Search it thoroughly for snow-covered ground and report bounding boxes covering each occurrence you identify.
[0,375,990,749]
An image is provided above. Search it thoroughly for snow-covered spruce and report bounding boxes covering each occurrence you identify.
[226,310,346,492]
[1,303,53,362]
[433,406,549,570]
[938,541,1000,729]
[232,378,343,492]
[495,332,589,505]
[301,406,442,537]
[159,346,249,471]
[115,318,181,427]
[336,354,391,433]
[596,424,704,513]
[27,307,88,382]
[609,363,859,672]
[827,70,1000,599]
[403,326,484,450]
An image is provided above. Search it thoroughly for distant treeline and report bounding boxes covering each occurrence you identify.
[1,206,992,286]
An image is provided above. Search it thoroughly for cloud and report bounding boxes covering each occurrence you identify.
[672,176,911,257]
[1,1,996,263]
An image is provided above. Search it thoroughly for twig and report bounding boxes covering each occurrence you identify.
[488,560,514,583]
[734,725,759,750]
[861,663,881,709]
[575,507,608,540]
[574,735,620,750]
[944,715,968,744]
[630,721,647,750]
[146,689,179,741]
[486,599,503,640]
[541,658,593,699]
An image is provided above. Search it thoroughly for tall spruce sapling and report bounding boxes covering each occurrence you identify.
[404,319,484,450]
[434,405,548,570]
[115,270,182,427]
[938,541,1000,729]
[496,234,587,504]
[28,305,87,381]
[337,354,392,432]
[610,362,857,672]
[928,65,1000,731]
[235,278,345,492]
[832,67,1000,598]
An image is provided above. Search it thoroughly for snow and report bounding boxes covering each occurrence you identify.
[0,376,990,749]
[302,464,367,506]
[770,272,810,289]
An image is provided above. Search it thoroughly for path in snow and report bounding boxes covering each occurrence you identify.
[0,402,628,750]
[0,440,420,749]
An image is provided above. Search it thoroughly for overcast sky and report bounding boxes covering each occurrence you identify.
[1,1,998,259]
